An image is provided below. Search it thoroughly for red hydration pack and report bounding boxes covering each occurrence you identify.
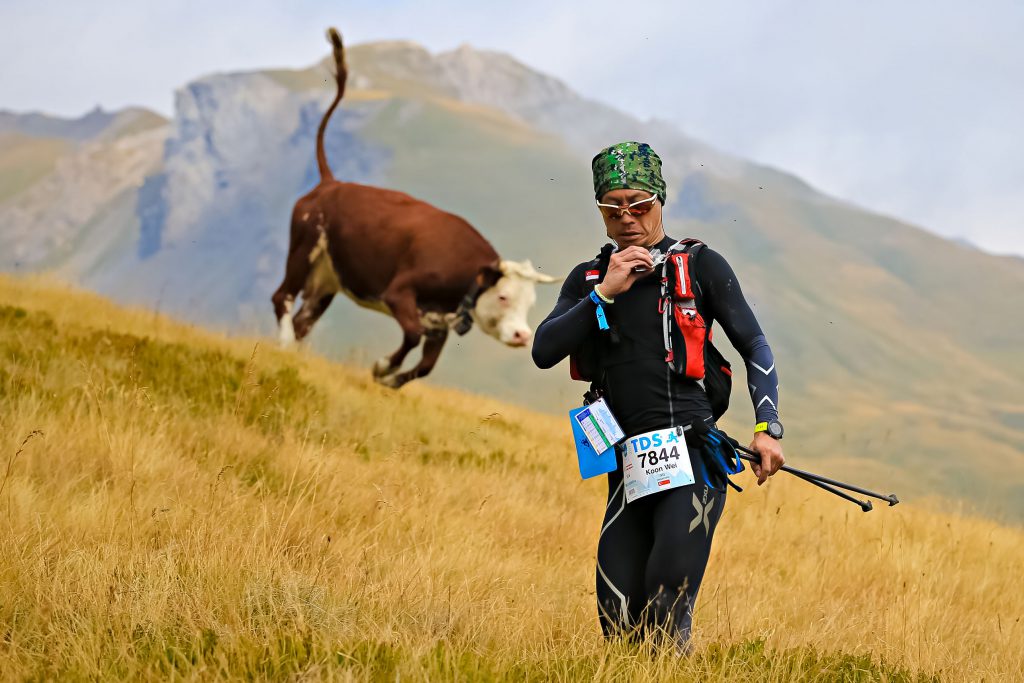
[664,244,706,380]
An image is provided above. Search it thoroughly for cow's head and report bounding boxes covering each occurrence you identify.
[471,259,557,347]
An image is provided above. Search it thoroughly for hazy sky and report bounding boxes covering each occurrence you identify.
[2,0,1021,255]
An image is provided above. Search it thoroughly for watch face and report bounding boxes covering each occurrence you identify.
[768,421,784,439]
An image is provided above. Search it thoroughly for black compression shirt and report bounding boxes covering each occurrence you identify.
[532,236,780,437]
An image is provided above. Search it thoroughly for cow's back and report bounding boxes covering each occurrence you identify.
[309,182,500,311]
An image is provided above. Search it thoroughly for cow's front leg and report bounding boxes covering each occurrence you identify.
[374,288,423,384]
[379,328,449,389]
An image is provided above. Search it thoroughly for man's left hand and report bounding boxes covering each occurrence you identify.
[749,432,785,486]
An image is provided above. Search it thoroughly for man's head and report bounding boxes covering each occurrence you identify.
[592,141,667,248]
[472,260,557,347]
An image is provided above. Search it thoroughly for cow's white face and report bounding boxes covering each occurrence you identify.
[472,259,557,347]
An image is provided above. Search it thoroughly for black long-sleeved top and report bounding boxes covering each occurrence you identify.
[532,236,780,438]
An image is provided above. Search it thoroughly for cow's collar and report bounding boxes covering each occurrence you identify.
[453,260,505,336]
[452,280,484,336]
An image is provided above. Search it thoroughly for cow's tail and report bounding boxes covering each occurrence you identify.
[316,27,348,183]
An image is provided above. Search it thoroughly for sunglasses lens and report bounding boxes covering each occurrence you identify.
[628,202,653,216]
[598,205,621,219]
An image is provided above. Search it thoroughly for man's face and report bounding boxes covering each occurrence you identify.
[598,188,664,249]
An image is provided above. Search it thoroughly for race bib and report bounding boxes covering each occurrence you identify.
[623,427,695,503]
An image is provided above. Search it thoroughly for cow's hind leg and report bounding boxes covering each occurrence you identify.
[272,274,304,347]
[273,290,298,346]
[379,327,448,389]
[289,224,342,342]
[272,222,318,347]
[293,293,335,341]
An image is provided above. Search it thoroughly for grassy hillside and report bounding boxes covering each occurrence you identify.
[1,274,1021,681]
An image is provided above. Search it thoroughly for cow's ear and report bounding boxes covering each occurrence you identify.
[476,261,503,290]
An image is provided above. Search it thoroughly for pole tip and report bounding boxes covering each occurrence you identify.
[887,495,900,506]
[861,501,873,512]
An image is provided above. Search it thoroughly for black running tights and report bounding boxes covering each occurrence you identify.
[595,455,726,648]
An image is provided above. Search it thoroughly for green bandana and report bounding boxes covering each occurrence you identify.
[592,141,667,206]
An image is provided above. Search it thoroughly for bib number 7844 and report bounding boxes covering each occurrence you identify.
[622,427,695,503]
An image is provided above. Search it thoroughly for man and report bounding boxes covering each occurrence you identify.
[531,141,785,649]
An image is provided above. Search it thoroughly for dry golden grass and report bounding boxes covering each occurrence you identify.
[1,274,1021,681]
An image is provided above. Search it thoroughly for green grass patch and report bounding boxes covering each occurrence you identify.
[0,304,323,435]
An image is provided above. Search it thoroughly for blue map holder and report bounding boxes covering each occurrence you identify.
[569,406,619,479]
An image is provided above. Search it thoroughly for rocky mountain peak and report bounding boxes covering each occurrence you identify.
[436,43,579,115]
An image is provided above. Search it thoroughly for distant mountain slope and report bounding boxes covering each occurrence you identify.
[0,40,1022,518]
[0,106,168,270]
[0,133,71,203]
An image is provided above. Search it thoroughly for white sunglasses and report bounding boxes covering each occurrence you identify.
[595,193,658,219]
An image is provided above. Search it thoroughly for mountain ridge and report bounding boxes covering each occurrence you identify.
[0,105,167,141]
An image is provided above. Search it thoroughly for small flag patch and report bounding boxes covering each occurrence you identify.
[658,479,672,487]
[586,270,600,280]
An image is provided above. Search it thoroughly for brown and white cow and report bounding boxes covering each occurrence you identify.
[271,28,556,389]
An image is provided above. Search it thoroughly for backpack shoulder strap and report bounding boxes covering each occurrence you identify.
[674,238,708,299]
[669,237,706,254]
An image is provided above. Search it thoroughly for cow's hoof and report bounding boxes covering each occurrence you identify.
[374,372,404,389]
[278,315,296,347]
[372,357,395,378]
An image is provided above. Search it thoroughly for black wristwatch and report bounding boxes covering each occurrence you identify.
[755,420,784,440]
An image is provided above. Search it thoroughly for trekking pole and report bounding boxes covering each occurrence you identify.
[690,420,900,507]
[733,442,899,507]
[732,451,872,511]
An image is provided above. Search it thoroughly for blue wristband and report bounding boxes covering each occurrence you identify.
[589,290,610,330]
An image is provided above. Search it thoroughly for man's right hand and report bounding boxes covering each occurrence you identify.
[598,246,656,299]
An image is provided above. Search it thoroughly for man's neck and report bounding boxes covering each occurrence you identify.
[650,233,673,249]
[645,228,668,248]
